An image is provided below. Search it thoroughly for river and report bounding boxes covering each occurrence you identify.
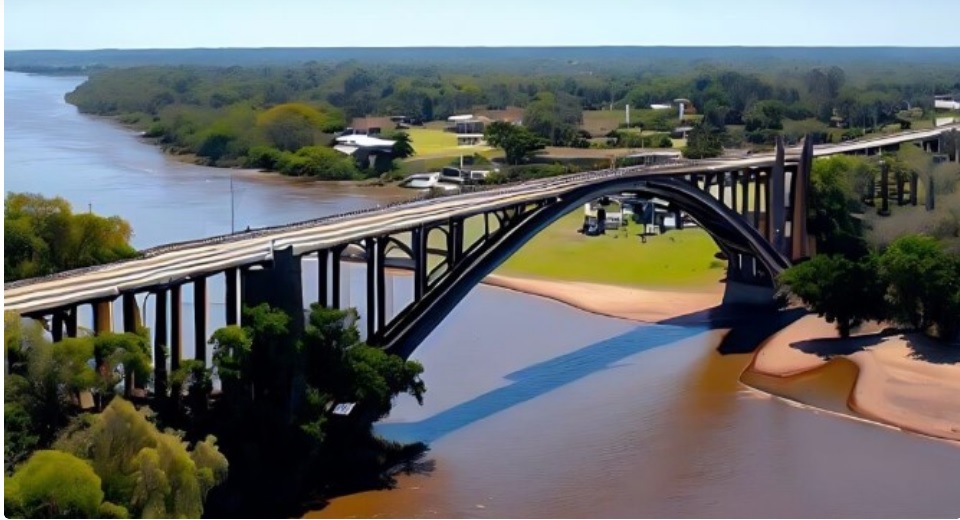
[5,72,959,518]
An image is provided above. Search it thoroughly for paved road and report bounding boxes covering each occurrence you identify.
[5,125,958,315]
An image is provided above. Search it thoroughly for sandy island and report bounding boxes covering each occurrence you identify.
[482,274,960,444]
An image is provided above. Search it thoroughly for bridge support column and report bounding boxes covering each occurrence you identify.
[331,247,343,308]
[225,267,240,326]
[365,237,377,340]
[753,172,764,230]
[791,138,813,261]
[170,285,182,372]
[51,312,64,343]
[927,175,935,211]
[122,293,138,333]
[413,226,428,300]
[194,277,207,365]
[879,161,891,216]
[242,246,305,338]
[65,307,78,338]
[376,238,388,334]
[730,171,739,212]
[770,137,787,254]
[153,289,168,398]
[93,300,113,335]
[317,249,329,308]
[448,218,464,266]
[910,173,919,206]
[740,171,750,217]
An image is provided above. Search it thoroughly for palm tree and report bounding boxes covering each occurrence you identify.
[392,131,415,159]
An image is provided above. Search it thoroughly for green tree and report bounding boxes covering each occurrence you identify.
[879,235,960,339]
[5,337,98,447]
[682,123,723,159]
[808,155,874,257]
[391,131,415,159]
[55,397,228,519]
[523,92,583,146]
[255,103,344,152]
[484,121,545,165]
[779,253,887,337]
[4,450,106,519]
[4,193,136,282]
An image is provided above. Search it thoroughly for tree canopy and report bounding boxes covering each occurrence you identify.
[4,193,137,282]
[484,121,545,165]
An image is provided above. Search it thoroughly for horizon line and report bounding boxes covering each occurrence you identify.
[7,44,960,53]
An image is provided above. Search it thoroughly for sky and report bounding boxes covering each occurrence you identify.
[5,0,960,50]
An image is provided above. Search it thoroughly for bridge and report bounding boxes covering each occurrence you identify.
[5,125,959,389]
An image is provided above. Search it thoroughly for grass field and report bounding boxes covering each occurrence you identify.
[392,208,725,288]
[405,128,494,156]
[497,210,725,287]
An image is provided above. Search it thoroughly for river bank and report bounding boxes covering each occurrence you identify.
[479,274,960,444]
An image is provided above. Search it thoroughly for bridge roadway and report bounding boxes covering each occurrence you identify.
[4,124,959,316]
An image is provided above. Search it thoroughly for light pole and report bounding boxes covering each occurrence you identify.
[230,174,236,234]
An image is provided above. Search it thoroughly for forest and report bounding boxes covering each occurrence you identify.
[29,47,958,179]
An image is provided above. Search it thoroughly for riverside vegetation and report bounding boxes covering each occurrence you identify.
[50,50,960,180]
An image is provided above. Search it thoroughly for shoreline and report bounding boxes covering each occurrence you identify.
[479,274,960,445]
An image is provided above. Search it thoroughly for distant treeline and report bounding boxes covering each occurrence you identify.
[47,49,960,176]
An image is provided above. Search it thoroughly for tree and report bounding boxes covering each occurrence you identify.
[4,193,136,282]
[4,450,107,519]
[92,332,152,401]
[391,131,415,159]
[484,121,545,165]
[522,92,583,146]
[255,103,344,152]
[879,235,960,339]
[779,253,887,337]
[682,123,723,159]
[55,397,228,519]
[808,156,874,257]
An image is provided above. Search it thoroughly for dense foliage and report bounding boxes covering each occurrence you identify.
[160,303,426,517]
[4,193,137,282]
[59,54,960,177]
[780,235,960,341]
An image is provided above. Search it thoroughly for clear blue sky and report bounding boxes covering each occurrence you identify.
[5,0,960,50]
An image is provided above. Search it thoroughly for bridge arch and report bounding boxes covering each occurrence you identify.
[376,176,790,359]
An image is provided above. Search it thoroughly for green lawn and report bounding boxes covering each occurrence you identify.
[405,128,494,156]
[389,209,725,288]
[497,210,725,288]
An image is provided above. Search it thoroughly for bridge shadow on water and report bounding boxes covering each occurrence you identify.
[377,306,807,445]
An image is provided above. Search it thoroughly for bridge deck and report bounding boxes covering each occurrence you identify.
[4,124,958,315]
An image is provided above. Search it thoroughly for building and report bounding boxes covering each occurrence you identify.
[333,134,396,168]
[935,95,960,111]
[446,114,491,146]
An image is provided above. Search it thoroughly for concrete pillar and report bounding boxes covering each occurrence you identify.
[927,175,935,211]
[225,267,239,326]
[365,237,377,340]
[93,300,113,334]
[331,248,342,308]
[65,307,78,338]
[317,249,329,308]
[753,172,763,230]
[770,136,787,254]
[170,285,182,372]
[717,172,727,208]
[911,173,919,206]
[413,226,428,301]
[242,247,304,338]
[193,277,207,365]
[791,139,812,261]
[896,172,906,206]
[153,289,168,398]
[730,171,739,212]
[122,292,138,333]
[51,312,64,342]
[879,161,891,216]
[376,238,388,334]
[740,171,750,216]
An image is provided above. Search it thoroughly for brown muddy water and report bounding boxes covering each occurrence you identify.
[6,72,960,519]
